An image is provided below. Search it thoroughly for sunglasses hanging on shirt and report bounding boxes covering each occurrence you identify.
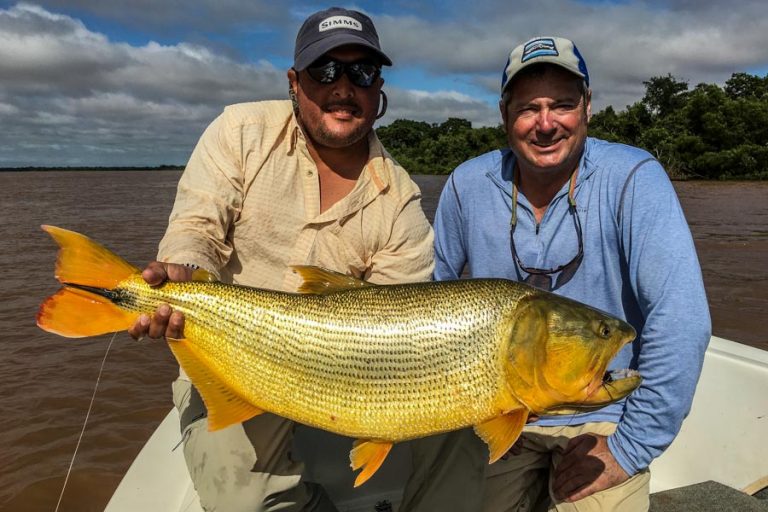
[509,167,584,292]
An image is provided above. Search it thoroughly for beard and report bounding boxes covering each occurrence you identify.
[309,118,369,148]
[297,97,372,149]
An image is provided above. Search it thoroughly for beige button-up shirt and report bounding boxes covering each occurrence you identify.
[158,100,434,292]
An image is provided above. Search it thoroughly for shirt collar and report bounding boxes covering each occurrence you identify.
[315,133,391,223]
[288,111,301,155]
[288,111,390,193]
[365,130,390,193]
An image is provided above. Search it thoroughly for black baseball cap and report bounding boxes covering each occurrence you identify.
[293,7,392,71]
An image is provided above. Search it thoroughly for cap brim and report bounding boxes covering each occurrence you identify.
[501,60,586,95]
[294,34,392,70]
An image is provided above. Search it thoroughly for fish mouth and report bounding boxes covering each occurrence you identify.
[593,368,642,403]
[543,368,642,416]
[603,368,640,384]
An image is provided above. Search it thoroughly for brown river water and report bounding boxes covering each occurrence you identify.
[0,171,766,511]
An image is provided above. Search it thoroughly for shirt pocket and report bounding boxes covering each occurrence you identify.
[309,223,369,279]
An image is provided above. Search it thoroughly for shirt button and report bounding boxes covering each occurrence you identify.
[306,170,313,176]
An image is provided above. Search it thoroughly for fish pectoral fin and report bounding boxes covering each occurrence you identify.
[168,340,264,431]
[349,439,393,487]
[190,268,217,282]
[474,409,529,463]
[290,265,375,294]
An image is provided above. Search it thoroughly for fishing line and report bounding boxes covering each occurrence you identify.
[54,332,117,512]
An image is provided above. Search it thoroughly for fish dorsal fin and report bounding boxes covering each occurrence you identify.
[167,339,264,431]
[474,408,529,463]
[291,265,374,294]
[190,268,217,282]
[349,439,393,487]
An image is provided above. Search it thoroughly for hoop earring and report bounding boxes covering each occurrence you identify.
[289,87,299,115]
[376,90,388,120]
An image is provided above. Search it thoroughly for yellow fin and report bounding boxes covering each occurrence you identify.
[37,287,137,337]
[291,265,374,294]
[474,409,529,463]
[168,340,264,431]
[190,268,217,282]
[42,225,139,288]
[38,225,141,337]
[349,439,393,487]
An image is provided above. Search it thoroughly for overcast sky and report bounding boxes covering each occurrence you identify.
[1,0,766,167]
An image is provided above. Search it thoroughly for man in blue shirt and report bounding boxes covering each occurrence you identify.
[402,36,710,511]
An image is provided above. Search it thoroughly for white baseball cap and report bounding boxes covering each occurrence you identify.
[501,36,589,95]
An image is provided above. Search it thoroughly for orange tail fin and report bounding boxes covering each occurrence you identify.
[37,225,141,338]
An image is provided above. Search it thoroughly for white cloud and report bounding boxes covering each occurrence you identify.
[377,0,768,111]
[0,3,287,166]
[0,1,766,166]
[20,0,286,32]
[381,88,500,127]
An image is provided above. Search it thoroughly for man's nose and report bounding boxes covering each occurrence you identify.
[536,108,556,132]
[332,73,355,98]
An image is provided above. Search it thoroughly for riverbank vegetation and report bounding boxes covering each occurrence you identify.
[0,165,184,172]
[377,72,768,179]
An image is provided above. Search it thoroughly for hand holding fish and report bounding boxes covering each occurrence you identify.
[127,261,190,341]
[552,433,630,502]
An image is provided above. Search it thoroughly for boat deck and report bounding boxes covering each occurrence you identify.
[650,480,768,511]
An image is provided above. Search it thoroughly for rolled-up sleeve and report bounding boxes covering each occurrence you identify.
[157,111,244,277]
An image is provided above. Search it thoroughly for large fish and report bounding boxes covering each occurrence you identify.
[37,225,641,486]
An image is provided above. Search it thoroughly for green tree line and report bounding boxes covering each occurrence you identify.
[376,72,768,179]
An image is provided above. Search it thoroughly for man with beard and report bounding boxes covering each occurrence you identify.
[128,7,433,511]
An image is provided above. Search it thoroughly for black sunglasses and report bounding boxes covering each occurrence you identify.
[305,57,381,88]
[510,169,583,291]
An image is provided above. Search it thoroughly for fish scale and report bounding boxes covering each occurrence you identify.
[119,276,525,440]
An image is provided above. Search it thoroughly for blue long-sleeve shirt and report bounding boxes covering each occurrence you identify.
[433,138,711,476]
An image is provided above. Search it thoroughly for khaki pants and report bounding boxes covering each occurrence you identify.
[401,423,649,512]
[172,377,338,512]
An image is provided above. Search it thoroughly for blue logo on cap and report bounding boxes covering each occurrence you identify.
[572,44,589,86]
[500,56,512,91]
[521,38,558,62]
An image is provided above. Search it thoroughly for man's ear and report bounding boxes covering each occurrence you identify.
[287,69,299,113]
[499,99,508,128]
[585,89,593,122]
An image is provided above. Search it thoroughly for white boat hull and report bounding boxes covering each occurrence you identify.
[648,336,768,494]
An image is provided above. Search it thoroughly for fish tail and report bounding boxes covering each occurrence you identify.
[37,225,141,338]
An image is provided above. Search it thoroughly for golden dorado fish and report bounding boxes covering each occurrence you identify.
[37,225,641,486]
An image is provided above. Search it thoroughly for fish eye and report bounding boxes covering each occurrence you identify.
[598,322,611,339]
